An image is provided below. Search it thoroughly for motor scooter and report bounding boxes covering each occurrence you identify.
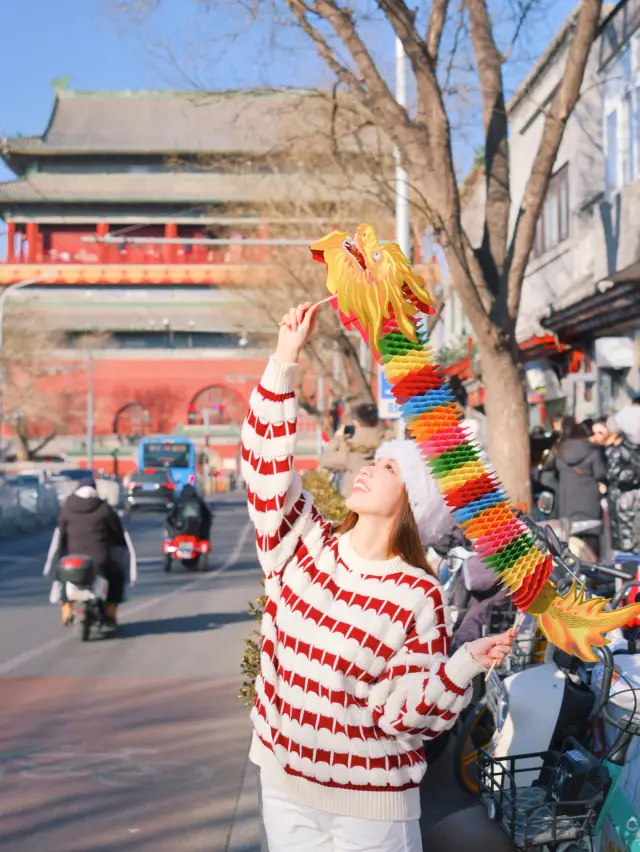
[162,534,209,573]
[477,645,640,852]
[484,524,639,787]
[57,555,110,642]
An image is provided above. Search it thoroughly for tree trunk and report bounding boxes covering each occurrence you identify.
[477,341,532,508]
[14,431,30,462]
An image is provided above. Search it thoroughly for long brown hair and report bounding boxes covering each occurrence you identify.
[334,489,433,575]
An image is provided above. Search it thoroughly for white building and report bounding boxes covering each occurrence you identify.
[434,0,640,425]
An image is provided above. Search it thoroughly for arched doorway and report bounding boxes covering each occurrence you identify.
[113,402,152,442]
[187,385,245,426]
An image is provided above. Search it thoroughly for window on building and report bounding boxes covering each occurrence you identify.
[531,164,570,257]
[603,35,640,193]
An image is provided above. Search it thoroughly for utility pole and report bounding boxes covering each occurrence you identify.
[395,37,411,258]
[86,350,94,472]
[393,37,410,437]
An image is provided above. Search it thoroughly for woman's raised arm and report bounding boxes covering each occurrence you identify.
[240,303,320,578]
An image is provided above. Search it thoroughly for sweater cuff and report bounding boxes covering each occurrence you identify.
[445,644,487,688]
[261,356,298,395]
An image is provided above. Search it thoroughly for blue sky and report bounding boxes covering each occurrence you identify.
[0,0,580,184]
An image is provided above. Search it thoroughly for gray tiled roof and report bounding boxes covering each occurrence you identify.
[3,89,374,155]
[0,170,373,205]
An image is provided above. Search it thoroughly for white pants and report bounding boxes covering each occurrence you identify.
[261,781,423,852]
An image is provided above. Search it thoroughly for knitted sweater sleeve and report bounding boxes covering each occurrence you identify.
[367,580,485,738]
[241,357,321,578]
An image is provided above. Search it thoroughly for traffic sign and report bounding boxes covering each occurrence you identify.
[377,366,401,420]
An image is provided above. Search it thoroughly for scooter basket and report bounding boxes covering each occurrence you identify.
[58,556,97,588]
[478,746,609,850]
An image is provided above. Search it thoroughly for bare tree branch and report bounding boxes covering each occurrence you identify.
[466,0,510,289]
[286,2,369,102]
[504,0,602,321]
[291,0,410,134]
[426,0,451,65]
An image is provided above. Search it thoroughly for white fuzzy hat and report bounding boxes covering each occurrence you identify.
[375,440,454,546]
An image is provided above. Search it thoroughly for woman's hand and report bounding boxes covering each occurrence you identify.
[466,628,517,670]
[275,302,319,364]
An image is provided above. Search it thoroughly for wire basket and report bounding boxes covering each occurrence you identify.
[508,632,548,674]
[478,748,608,850]
[487,599,518,635]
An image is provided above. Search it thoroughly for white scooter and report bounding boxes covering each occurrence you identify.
[486,524,639,786]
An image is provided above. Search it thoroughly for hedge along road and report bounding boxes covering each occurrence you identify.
[0,493,262,852]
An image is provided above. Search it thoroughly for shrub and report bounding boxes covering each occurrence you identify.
[238,469,347,706]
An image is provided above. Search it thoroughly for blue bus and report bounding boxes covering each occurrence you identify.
[136,436,196,492]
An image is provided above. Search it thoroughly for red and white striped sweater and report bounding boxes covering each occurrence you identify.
[242,358,485,821]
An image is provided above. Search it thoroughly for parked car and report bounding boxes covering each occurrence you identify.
[50,468,95,505]
[5,473,59,524]
[124,469,176,513]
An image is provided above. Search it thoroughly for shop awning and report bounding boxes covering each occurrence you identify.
[541,282,640,339]
[519,333,569,361]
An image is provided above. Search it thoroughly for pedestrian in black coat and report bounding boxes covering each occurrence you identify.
[550,418,606,556]
[592,418,640,553]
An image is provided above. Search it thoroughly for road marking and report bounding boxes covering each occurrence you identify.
[219,520,253,573]
[0,520,254,676]
[0,556,38,564]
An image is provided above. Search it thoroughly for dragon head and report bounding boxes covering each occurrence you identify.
[310,223,435,352]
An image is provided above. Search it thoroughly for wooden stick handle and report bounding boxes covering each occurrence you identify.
[484,611,526,682]
[278,295,334,326]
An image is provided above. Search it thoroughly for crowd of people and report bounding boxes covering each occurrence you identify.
[321,385,640,564]
[531,397,640,559]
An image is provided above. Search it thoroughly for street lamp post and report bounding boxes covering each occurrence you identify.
[393,37,410,439]
[86,349,94,472]
[0,273,55,466]
[394,37,411,258]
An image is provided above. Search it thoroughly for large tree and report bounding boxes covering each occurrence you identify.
[117,0,602,503]
[278,0,602,506]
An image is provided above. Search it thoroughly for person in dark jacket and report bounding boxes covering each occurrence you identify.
[46,482,132,625]
[551,417,606,557]
[165,484,212,541]
[592,417,640,553]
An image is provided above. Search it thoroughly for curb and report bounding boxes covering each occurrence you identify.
[226,753,268,852]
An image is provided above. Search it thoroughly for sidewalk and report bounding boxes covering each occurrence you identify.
[226,736,474,851]
[226,754,266,852]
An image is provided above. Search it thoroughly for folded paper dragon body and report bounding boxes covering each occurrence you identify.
[310,224,640,662]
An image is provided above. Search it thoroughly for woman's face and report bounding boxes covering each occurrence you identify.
[591,423,610,446]
[345,458,405,518]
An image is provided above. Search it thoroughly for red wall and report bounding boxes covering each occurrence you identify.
[58,354,268,435]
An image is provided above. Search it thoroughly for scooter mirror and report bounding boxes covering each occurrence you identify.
[544,525,562,556]
[536,491,554,515]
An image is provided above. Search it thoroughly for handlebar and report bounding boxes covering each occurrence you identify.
[611,579,640,609]
[594,645,640,740]
[582,562,638,582]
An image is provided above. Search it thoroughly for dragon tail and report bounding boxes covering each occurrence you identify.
[529,580,640,662]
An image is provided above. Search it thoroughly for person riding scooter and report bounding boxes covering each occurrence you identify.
[165,484,212,542]
[44,479,136,626]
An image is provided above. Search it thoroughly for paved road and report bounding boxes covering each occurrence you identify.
[0,495,479,851]
[0,495,262,852]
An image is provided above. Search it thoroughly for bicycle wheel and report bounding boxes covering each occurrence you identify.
[453,703,495,794]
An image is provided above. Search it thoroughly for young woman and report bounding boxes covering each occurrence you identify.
[242,302,515,852]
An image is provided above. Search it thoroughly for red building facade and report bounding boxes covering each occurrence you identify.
[0,89,352,471]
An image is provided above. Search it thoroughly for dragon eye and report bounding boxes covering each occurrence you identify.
[373,251,381,261]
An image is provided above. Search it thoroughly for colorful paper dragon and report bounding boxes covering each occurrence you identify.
[309,224,640,662]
